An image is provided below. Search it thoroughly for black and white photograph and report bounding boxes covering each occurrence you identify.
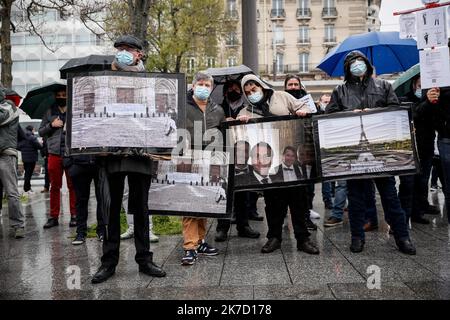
[67,71,184,154]
[148,150,232,218]
[226,116,317,191]
[314,108,418,180]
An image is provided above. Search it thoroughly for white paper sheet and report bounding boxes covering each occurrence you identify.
[400,14,417,39]
[419,46,450,89]
[416,7,447,49]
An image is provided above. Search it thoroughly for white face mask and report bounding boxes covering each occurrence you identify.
[248,91,263,104]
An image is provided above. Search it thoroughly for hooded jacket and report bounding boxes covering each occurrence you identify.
[325,51,400,114]
[0,88,20,157]
[185,89,225,150]
[238,74,311,118]
[18,128,42,163]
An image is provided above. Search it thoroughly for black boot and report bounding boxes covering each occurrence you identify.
[350,239,365,253]
[215,230,228,242]
[43,218,59,229]
[91,265,116,284]
[396,238,416,255]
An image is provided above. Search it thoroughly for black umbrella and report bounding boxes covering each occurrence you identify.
[20,82,66,119]
[60,54,115,79]
[205,65,256,106]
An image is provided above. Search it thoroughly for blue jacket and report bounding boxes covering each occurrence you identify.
[18,129,42,163]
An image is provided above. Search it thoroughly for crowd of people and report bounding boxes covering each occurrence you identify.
[0,35,449,284]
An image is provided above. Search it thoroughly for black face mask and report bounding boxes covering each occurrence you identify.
[56,98,67,107]
[227,90,242,102]
[285,89,304,99]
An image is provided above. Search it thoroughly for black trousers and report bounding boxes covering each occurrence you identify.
[101,172,152,268]
[23,162,36,192]
[264,187,311,242]
[216,191,250,233]
[69,164,105,236]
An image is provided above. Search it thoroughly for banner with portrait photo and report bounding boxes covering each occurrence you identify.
[148,150,233,218]
[313,107,419,181]
[66,71,186,155]
[224,116,317,192]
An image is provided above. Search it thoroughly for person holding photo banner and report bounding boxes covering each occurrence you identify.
[427,85,450,225]
[238,74,319,254]
[325,50,416,255]
[91,35,166,284]
[181,72,224,266]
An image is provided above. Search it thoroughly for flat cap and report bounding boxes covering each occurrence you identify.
[114,35,144,50]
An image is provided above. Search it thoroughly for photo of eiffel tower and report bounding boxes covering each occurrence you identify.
[358,115,370,151]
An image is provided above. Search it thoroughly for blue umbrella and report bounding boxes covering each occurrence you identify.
[317,31,419,76]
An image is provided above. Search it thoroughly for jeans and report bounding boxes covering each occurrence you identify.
[0,155,24,228]
[23,162,36,192]
[330,180,347,220]
[48,154,76,218]
[69,164,105,236]
[364,181,378,226]
[322,181,333,205]
[347,177,409,241]
[438,139,450,223]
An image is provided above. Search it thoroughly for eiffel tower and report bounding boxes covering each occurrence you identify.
[358,115,370,151]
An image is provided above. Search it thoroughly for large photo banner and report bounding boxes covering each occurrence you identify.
[148,150,233,218]
[67,71,186,155]
[313,107,419,181]
[224,116,317,192]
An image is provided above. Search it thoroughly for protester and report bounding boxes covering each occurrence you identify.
[182,72,223,265]
[427,85,450,225]
[69,154,106,245]
[0,86,25,238]
[91,35,166,284]
[18,125,42,195]
[238,74,319,254]
[283,75,320,227]
[39,88,77,229]
[325,50,416,255]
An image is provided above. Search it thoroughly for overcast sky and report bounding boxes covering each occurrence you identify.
[379,0,424,31]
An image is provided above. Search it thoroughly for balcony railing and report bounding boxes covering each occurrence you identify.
[270,9,286,19]
[322,7,338,18]
[274,38,285,45]
[323,37,337,44]
[259,64,320,75]
[297,37,311,44]
[225,10,239,20]
[296,8,312,19]
[225,40,239,47]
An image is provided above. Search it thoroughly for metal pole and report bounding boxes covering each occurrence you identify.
[242,0,259,75]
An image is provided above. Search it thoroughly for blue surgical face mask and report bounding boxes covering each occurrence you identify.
[350,60,367,77]
[415,88,422,99]
[116,50,135,66]
[194,85,211,101]
[248,91,264,104]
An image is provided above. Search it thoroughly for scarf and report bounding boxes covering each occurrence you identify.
[112,58,145,72]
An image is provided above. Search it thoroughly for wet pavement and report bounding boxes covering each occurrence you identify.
[1,181,449,300]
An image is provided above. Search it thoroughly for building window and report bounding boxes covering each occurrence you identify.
[276,53,284,74]
[271,0,285,18]
[273,0,283,10]
[323,0,337,16]
[186,58,195,73]
[12,61,26,72]
[56,34,72,46]
[226,0,238,19]
[227,57,237,67]
[43,60,58,71]
[299,53,309,73]
[325,24,335,42]
[324,0,335,9]
[25,35,41,45]
[11,35,25,45]
[43,9,57,22]
[207,57,216,68]
[75,33,91,44]
[298,0,309,14]
[26,60,41,72]
[226,31,238,46]
[274,25,284,44]
[299,26,309,43]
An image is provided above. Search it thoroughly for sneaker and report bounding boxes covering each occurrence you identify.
[197,240,219,256]
[120,225,134,240]
[96,232,104,242]
[150,230,159,243]
[430,185,439,192]
[324,217,343,227]
[181,250,197,265]
[309,210,321,219]
[72,233,86,245]
[69,216,77,228]
[14,227,25,239]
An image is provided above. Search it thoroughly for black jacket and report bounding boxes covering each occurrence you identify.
[429,87,450,140]
[400,92,435,156]
[271,163,303,183]
[326,51,399,114]
[221,97,246,119]
[18,129,42,163]
[185,89,225,150]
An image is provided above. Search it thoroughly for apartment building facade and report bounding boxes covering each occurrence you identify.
[219,0,382,80]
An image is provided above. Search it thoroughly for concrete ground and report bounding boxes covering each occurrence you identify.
[0,180,449,300]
